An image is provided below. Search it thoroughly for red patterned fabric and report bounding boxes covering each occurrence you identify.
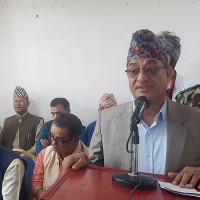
[166,73,176,99]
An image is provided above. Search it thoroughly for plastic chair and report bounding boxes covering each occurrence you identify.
[12,148,37,161]
[22,156,36,192]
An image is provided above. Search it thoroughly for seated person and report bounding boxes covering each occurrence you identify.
[29,113,88,199]
[156,31,198,101]
[0,86,43,155]
[86,93,117,147]
[0,145,25,200]
[36,98,87,155]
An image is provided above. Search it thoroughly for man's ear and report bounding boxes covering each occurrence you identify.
[75,136,80,142]
[166,66,174,89]
[167,66,173,79]
[27,99,30,107]
[165,54,172,80]
[167,54,171,65]
[163,62,171,81]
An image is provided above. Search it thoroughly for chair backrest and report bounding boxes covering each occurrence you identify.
[22,156,35,190]
[21,155,36,199]
[80,125,87,145]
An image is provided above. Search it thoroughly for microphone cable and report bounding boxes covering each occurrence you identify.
[129,173,141,200]
[126,131,134,153]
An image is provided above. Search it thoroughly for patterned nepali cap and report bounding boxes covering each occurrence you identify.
[127,29,168,65]
[14,86,28,98]
[99,93,117,107]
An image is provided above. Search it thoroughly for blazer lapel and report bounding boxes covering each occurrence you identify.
[165,99,188,174]
[115,102,133,170]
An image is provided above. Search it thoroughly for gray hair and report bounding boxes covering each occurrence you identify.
[157,31,181,69]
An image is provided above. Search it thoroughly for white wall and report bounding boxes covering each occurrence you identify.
[0,0,200,126]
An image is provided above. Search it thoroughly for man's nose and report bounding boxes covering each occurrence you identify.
[16,101,21,105]
[136,68,149,81]
[51,138,56,145]
[52,114,57,120]
[54,114,58,119]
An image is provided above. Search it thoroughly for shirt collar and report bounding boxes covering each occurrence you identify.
[166,71,177,99]
[154,98,167,122]
[17,111,29,121]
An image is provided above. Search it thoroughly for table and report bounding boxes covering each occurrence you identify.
[40,165,198,200]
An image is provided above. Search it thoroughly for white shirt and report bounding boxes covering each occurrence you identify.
[2,158,25,200]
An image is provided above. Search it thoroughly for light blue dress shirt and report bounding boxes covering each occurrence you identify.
[133,99,167,175]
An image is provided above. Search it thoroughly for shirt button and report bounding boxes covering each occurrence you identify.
[147,154,151,157]
[147,130,150,134]
[52,177,55,181]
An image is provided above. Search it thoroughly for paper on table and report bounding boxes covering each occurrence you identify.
[158,181,200,198]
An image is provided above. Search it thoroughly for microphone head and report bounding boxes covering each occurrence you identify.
[134,96,150,109]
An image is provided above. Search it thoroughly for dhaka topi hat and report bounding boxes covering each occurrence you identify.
[127,29,168,66]
[99,93,117,107]
[14,86,28,98]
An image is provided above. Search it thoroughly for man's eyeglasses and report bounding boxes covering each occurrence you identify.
[49,132,74,145]
[125,66,166,78]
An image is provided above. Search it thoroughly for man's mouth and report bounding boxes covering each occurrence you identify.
[136,85,152,90]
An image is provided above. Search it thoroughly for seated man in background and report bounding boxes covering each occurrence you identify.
[36,98,87,155]
[0,145,25,200]
[86,93,117,147]
[29,113,88,199]
[63,29,200,190]
[0,86,43,155]
[36,98,70,155]
[157,31,198,101]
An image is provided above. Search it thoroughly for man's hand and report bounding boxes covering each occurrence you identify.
[62,152,87,173]
[168,167,200,189]
[40,139,49,147]
[37,189,47,199]
[28,186,46,200]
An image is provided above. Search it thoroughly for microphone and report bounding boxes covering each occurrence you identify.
[112,96,157,190]
[131,96,150,127]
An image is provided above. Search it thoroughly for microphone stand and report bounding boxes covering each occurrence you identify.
[112,117,157,189]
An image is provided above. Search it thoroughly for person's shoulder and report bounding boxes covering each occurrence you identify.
[101,101,132,118]
[104,101,132,112]
[0,145,21,159]
[176,73,199,88]
[43,146,55,159]
[87,121,96,128]
[4,115,18,122]
[37,147,47,158]
[10,158,25,167]
[0,144,13,153]
[28,113,43,121]
[44,120,53,127]
[168,99,200,117]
